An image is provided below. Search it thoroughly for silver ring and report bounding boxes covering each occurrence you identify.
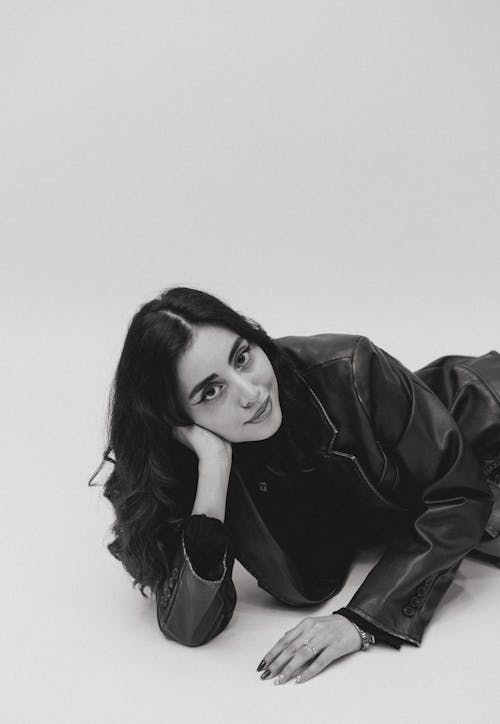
[302,639,318,657]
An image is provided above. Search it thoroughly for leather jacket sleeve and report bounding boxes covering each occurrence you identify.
[342,336,495,646]
[156,514,237,647]
[333,608,402,648]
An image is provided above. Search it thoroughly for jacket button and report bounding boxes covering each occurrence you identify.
[403,606,415,617]
[416,586,426,597]
[410,596,421,607]
[172,568,179,579]
[424,577,433,588]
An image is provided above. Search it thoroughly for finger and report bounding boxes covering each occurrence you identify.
[295,646,339,684]
[273,643,322,685]
[266,637,312,679]
[259,622,309,669]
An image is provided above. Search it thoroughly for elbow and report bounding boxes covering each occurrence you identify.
[155,543,238,647]
[158,623,212,648]
[158,595,235,647]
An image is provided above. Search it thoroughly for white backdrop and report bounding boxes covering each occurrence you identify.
[2,2,499,722]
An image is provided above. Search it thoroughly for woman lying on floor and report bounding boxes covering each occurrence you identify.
[89,286,500,685]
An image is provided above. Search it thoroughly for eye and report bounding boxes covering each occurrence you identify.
[198,344,253,404]
[236,344,252,367]
[200,383,223,403]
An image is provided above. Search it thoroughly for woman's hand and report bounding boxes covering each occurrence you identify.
[172,424,232,469]
[257,614,363,685]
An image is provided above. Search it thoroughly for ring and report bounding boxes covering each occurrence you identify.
[302,639,318,657]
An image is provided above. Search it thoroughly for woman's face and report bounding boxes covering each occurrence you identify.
[176,325,283,443]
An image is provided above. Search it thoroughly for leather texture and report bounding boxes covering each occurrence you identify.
[156,334,500,647]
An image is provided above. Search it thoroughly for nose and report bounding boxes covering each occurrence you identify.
[237,378,260,408]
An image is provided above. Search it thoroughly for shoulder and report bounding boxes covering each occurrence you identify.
[273,333,366,373]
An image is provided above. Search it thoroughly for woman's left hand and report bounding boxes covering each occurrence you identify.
[257,614,363,685]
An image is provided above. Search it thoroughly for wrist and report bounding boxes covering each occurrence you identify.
[350,621,376,651]
[199,453,231,476]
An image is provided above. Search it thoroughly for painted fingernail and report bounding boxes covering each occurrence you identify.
[274,675,284,685]
[256,659,267,672]
[260,669,271,680]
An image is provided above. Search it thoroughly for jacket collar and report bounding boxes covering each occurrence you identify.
[260,367,340,475]
[292,370,339,456]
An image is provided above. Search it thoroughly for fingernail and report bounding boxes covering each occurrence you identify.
[295,675,302,683]
[260,669,271,680]
[256,659,267,672]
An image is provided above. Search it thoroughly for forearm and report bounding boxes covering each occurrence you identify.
[191,456,231,521]
[186,457,231,578]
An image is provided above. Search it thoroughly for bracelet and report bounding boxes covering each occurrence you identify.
[350,621,376,651]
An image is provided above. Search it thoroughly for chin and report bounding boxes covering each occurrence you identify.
[245,405,283,442]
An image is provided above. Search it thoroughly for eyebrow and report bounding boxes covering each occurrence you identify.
[188,336,245,401]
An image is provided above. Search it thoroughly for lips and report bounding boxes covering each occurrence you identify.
[247,396,270,423]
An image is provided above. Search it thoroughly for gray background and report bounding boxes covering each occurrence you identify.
[2,1,499,722]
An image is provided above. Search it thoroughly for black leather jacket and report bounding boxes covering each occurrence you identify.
[156,334,500,647]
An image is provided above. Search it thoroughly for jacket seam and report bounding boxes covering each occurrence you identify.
[391,465,400,491]
[303,353,357,375]
[347,337,411,511]
[159,554,188,637]
[442,366,475,412]
[351,336,370,421]
[379,446,388,481]
[458,362,500,406]
[352,336,414,451]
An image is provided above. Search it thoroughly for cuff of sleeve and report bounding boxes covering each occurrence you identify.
[182,514,229,580]
[333,607,403,649]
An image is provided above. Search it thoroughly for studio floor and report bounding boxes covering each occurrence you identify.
[4,327,500,723]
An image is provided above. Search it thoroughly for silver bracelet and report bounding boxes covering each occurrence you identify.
[350,621,376,651]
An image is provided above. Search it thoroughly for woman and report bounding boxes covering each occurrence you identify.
[89,286,500,686]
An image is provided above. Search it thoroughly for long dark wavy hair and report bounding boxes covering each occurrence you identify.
[88,286,313,598]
